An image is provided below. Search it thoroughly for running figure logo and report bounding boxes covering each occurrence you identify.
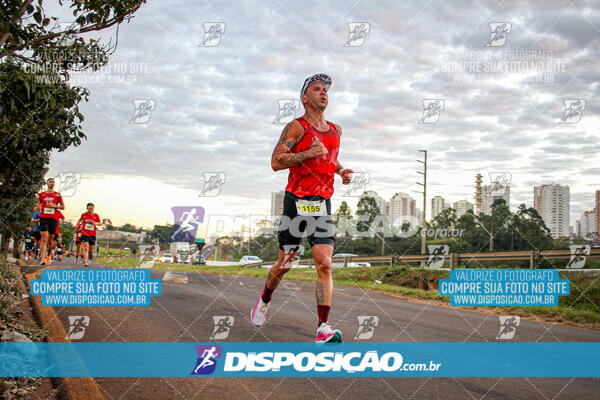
[354,316,379,340]
[496,316,520,339]
[559,99,586,124]
[344,22,370,47]
[344,172,370,197]
[65,316,90,340]
[56,22,79,47]
[210,316,234,340]
[199,172,226,197]
[488,172,511,197]
[199,23,225,47]
[274,100,300,124]
[55,172,81,197]
[137,244,158,268]
[426,245,449,269]
[129,99,156,124]
[191,345,222,375]
[485,22,511,47]
[566,245,590,269]
[282,245,305,269]
[418,99,444,124]
[169,206,205,242]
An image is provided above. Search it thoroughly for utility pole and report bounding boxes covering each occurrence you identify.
[490,202,495,252]
[416,150,427,267]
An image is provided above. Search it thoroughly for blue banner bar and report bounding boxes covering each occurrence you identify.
[1,342,598,377]
[29,269,161,307]
[439,269,570,306]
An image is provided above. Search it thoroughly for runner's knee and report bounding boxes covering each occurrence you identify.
[315,258,332,275]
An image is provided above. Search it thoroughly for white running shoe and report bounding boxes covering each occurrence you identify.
[315,322,343,343]
[251,290,270,326]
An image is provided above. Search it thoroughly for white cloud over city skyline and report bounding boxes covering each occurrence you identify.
[45,0,599,232]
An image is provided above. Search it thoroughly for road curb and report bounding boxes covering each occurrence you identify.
[24,267,106,400]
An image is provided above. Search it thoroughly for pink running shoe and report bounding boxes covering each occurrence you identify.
[251,290,270,326]
[315,322,343,343]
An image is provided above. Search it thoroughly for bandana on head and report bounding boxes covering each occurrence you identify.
[300,73,332,101]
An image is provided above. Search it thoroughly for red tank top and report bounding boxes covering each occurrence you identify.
[285,117,340,199]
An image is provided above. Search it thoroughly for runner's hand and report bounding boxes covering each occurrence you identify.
[340,169,353,184]
[307,142,328,158]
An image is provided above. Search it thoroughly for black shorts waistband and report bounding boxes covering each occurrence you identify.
[284,191,328,202]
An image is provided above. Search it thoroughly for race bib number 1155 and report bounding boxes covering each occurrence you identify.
[295,199,326,216]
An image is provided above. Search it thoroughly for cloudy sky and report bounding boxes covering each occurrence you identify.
[46,0,599,235]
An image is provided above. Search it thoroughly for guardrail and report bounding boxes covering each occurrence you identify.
[257,256,394,268]
[243,261,264,268]
[396,248,600,269]
[254,248,600,269]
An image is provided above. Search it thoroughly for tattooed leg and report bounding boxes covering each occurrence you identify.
[313,244,333,305]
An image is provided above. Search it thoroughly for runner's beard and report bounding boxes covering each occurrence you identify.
[308,100,327,112]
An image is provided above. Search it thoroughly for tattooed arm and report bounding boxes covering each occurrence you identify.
[271,121,328,171]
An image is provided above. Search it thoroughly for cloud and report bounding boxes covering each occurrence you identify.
[46,0,599,228]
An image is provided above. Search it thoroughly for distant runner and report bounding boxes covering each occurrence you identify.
[31,209,41,260]
[74,221,83,263]
[75,203,101,267]
[52,211,64,262]
[55,235,64,262]
[22,226,35,261]
[34,178,64,266]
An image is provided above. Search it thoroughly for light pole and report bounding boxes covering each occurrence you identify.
[490,201,496,252]
[416,150,427,267]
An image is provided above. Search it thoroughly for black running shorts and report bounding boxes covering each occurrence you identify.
[80,235,96,245]
[277,191,335,250]
[39,218,57,234]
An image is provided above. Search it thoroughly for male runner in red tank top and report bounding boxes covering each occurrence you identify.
[251,73,353,343]
[34,178,65,266]
[75,203,101,267]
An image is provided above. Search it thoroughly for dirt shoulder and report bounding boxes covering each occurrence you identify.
[0,259,63,400]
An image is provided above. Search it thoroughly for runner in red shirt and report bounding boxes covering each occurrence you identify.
[34,178,65,265]
[75,203,101,266]
[51,211,64,262]
[251,74,354,343]
[74,221,83,263]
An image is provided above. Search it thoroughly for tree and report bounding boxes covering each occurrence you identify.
[456,211,486,252]
[334,200,353,240]
[356,196,381,235]
[512,204,553,251]
[60,221,74,247]
[1,0,145,66]
[102,218,113,230]
[0,58,87,247]
[489,199,511,251]
[0,1,146,254]
[216,236,238,260]
[334,201,353,225]
[117,223,140,233]
[151,225,173,248]
[431,208,457,230]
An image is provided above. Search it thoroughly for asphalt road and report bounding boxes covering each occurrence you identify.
[23,256,600,400]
